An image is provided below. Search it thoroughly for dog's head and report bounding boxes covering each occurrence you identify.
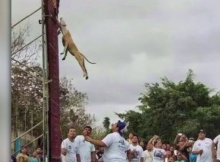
[59,17,67,27]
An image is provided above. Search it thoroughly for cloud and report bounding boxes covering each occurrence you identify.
[12,0,220,126]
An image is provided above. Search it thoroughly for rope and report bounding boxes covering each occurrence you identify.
[11,57,40,73]
[11,35,42,56]
[11,134,44,155]
[11,121,43,143]
[11,7,42,28]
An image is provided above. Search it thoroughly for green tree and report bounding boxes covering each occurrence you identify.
[102,117,110,134]
[59,77,96,138]
[11,24,97,143]
[11,64,43,138]
[116,69,220,142]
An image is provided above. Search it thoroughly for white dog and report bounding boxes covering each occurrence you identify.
[57,17,96,80]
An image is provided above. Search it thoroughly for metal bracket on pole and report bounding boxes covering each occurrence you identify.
[39,14,53,24]
[44,79,52,84]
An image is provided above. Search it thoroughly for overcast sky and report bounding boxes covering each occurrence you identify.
[12,0,220,126]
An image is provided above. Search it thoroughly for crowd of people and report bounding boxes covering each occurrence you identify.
[60,120,220,162]
[13,120,220,162]
[12,146,43,162]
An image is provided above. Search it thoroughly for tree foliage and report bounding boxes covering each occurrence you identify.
[116,69,220,142]
[11,24,41,62]
[59,77,96,138]
[11,24,98,145]
[102,117,111,135]
[11,63,43,137]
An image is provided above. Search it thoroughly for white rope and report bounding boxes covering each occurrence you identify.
[11,35,42,56]
[11,7,42,28]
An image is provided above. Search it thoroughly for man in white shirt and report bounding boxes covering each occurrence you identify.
[148,135,166,162]
[61,127,81,162]
[143,142,154,162]
[84,120,131,162]
[192,129,215,162]
[75,126,96,162]
[213,134,220,162]
[130,134,144,162]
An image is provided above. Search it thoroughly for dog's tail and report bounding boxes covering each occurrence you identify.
[80,53,96,64]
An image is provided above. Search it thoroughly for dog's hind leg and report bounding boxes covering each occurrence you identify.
[60,38,67,55]
[62,45,68,60]
[75,53,88,79]
[82,59,88,80]
[62,48,68,60]
[61,44,67,55]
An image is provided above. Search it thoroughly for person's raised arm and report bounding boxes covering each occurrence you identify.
[85,136,107,147]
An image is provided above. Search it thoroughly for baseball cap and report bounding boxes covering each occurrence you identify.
[117,120,126,131]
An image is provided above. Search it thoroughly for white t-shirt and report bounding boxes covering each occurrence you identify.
[153,148,166,162]
[130,144,144,162]
[74,135,95,162]
[61,138,79,162]
[192,138,213,162]
[101,132,130,162]
[213,135,220,160]
[143,149,154,162]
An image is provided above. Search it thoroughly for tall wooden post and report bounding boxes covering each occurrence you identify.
[44,0,61,161]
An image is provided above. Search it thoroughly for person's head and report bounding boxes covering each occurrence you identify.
[166,144,170,150]
[139,140,144,147]
[68,127,76,138]
[169,146,174,152]
[162,144,167,150]
[83,126,92,136]
[132,134,139,144]
[146,142,153,151]
[155,139,163,148]
[168,156,175,162]
[166,150,172,158]
[35,147,42,154]
[179,134,187,142]
[198,129,206,140]
[128,133,133,139]
[21,146,28,154]
[111,120,128,135]
[176,151,183,160]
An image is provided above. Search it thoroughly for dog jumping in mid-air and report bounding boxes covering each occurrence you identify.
[56,17,96,80]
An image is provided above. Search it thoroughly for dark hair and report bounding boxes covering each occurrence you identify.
[84,126,92,131]
[145,140,149,145]
[132,134,138,138]
[36,147,42,150]
[20,145,27,152]
[68,127,76,132]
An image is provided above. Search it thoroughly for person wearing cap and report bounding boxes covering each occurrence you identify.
[84,120,131,162]
[74,126,96,162]
[213,134,220,162]
[192,129,215,162]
